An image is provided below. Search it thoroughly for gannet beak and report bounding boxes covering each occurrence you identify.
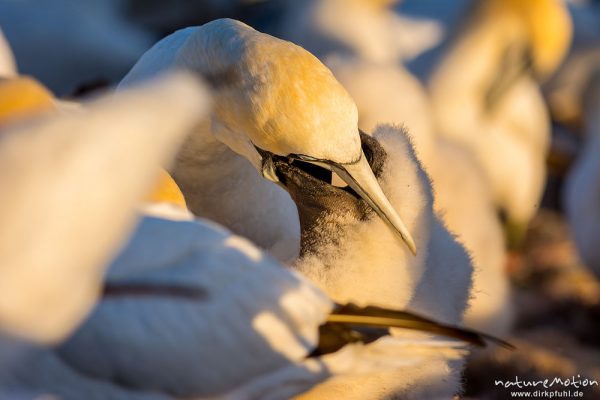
[330,153,417,255]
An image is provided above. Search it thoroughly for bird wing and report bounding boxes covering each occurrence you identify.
[57,216,334,398]
[0,73,209,344]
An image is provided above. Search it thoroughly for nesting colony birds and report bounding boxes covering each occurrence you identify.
[429,0,572,243]
[0,17,509,400]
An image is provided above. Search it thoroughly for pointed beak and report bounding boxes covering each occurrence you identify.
[330,152,417,256]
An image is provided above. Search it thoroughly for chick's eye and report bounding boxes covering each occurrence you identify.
[290,159,333,184]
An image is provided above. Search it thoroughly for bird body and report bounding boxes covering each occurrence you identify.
[429,0,572,234]
[0,73,209,343]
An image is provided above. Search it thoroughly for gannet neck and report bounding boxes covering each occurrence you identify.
[170,121,301,260]
[0,77,56,127]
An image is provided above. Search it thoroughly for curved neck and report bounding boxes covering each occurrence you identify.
[171,123,300,260]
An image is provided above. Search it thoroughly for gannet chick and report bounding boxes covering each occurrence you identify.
[268,125,473,399]
[0,27,16,77]
[328,56,513,334]
[120,18,417,259]
[278,0,443,64]
[0,73,209,343]
[429,0,573,243]
[564,69,600,277]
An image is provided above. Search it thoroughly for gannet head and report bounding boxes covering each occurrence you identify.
[484,0,572,79]
[472,0,572,110]
[198,19,416,254]
[121,19,416,254]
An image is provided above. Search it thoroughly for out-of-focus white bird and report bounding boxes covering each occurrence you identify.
[120,18,418,261]
[327,57,513,334]
[278,0,443,64]
[564,69,600,277]
[2,214,490,400]
[0,27,16,77]
[429,0,573,243]
[0,0,153,96]
[0,73,209,344]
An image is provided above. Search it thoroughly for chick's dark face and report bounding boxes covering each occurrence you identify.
[270,131,387,225]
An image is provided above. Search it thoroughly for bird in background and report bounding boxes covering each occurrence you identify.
[277,0,443,64]
[564,68,600,278]
[0,73,210,345]
[428,0,573,247]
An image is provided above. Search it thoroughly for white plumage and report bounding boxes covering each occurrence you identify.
[0,73,209,344]
[324,51,512,334]
[120,18,418,259]
[286,125,473,399]
[116,19,477,398]
[428,0,572,237]
[277,0,443,64]
[0,27,16,77]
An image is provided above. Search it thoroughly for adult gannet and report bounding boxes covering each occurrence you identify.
[429,0,573,243]
[277,0,443,64]
[564,69,600,277]
[328,56,514,334]
[0,73,209,344]
[0,27,16,77]
[120,18,417,258]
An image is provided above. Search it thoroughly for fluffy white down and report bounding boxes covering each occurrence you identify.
[293,125,473,399]
[0,73,209,344]
[328,57,512,334]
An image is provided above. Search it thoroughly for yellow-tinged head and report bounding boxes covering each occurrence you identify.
[485,0,572,79]
[145,169,187,209]
[0,77,56,127]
